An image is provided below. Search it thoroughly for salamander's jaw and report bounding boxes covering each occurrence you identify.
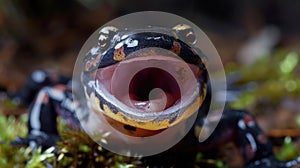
[93,54,206,137]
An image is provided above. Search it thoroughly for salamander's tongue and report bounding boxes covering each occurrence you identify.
[123,89,176,112]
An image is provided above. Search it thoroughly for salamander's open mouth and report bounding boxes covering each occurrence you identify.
[93,54,204,131]
[96,55,200,111]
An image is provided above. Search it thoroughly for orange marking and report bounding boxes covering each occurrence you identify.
[85,54,102,71]
[85,61,92,71]
[113,46,125,61]
[170,41,181,55]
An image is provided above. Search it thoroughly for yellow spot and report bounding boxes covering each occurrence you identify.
[103,104,113,114]
[113,46,125,61]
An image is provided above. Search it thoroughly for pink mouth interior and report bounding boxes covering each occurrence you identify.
[95,56,199,112]
[128,67,180,111]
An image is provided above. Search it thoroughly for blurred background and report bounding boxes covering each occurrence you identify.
[1,1,300,167]
[1,0,300,89]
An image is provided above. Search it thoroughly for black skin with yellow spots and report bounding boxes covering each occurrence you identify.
[96,32,206,69]
[81,25,300,167]
[83,28,208,130]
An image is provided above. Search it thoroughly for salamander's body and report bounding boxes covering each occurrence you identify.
[80,25,300,167]
[5,24,300,167]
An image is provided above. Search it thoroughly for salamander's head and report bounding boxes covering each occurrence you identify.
[82,25,208,137]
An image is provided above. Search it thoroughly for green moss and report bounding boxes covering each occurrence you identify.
[0,112,142,168]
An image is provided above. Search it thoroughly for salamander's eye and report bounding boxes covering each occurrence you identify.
[172,24,196,45]
[125,38,139,48]
[98,26,119,51]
